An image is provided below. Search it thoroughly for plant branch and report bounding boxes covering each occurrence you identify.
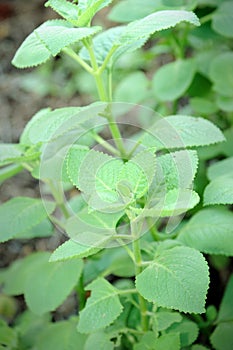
[62,47,93,74]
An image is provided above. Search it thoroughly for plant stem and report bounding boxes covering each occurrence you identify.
[131,219,149,331]
[200,12,214,24]
[47,180,70,219]
[91,132,120,156]
[62,47,93,74]
[76,274,86,311]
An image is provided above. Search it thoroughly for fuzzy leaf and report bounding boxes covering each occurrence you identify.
[207,156,233,181]
[0,164,23,183]
[153,310,182,332]
[118,10,200,45]
[49,239,101,262]
[15,219,53,239]
[0,197,55,243]
[212,1,233,38]
[114,72,149,103]
[80,26,145,66]
[34,320,87,350]
[152,59,196,101]
[66,207,123,247]
[141,115,225,150]
[76,0,113,26]
[156,150,198,191]
[25,257,83,315]
[178,208,233,256]
[204,175,233,205]
[66,145,90,188]
[166,318,199,347]
[209,52,233,97]
[85,331,114,350]
[45,0,80,24]
[12,20,101,68]
[77,278,123,333]
[134,189,199,218]
[134,331,180,350]
[0,144,23,166]
[136,245,209,313]
[211,322,233,350]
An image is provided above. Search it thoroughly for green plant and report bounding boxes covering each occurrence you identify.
[1,0,233,349]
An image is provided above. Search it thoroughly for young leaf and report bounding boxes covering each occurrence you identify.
[178,208,233,256]
[212,1,233,38]
[25,257,83,315]
[49,239,101,262]
[34,320,87,350]
[134,189,200,218]
[136,245,209,313]
[66,207,123,247]
[12,20,101,68]
[77,278,123,333]
[45,0,80,25]
[118,10,200,45]
[156,150,198,191]
[0,197,55,243]
[204,175,233,206]
[141,115,225,150]
[165,318,199,347]
[76,0,114,27]
[152,59,196,101]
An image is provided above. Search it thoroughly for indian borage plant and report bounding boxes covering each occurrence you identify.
[0,0,231,349]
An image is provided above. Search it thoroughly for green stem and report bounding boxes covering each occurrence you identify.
[117,289,138,295]
[76,274,86,311]
[47,181,70,219]
[147,218,160,241]
[49,215,66,230]
[62,47,93,74]
[91,132,120,156]
[200,12,214,24]
[131,220,149,331]
[98,45,118,75]
[0,164,23,183]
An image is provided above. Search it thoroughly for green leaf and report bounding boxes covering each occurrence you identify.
[77,278,123,333]
[49,239,101,262]
[45,0,80,25]
[34,319,87,350]
[209,52,233,97]
[108,0,161,23]
[80,26,146,67]
[190,97,218,115]
[114,72,149,103]
[153,310,182,332]
[217,95,233,112]
[166,318,199,347]
[192,346,210,350]
[134,189,200,218]
[212,1,233,38]
[15,219,54,239]
[76,0,114,27]
[211,322,233,350]
[2,252,51,296]
[141,115,225,150]
[0,144,23,166]
[204,175,233,205]
[0,197,55,243]
[66,207,123,247]
[85,331,114,350]
[178,208,233,256]
[0,164,23,184]
[134,332,180,350]
[66,145,90,188]
[12,20,101,68]
[118,10,200,45]
[25,257,83,315]
[136,245,209,313]
[217,275,233,323]
[156,150,198,191]
[152,59,196,101]
[207,157,233,181]
[0,320,18,350]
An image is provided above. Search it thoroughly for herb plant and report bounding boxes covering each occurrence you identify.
[1,1,233,349]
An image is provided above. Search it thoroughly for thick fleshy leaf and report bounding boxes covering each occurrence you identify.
[178,208,233,256]
[136,245,209,313]
[140,115,225,150]
[152,59,196,101]
[25,256,83,315]
[204,175,233,205]
[212,1,233,38]
[209,52,233,97]
[0,197,55,243]
[49,239,101,262]
[12,20,101,68]
[77,278,123,333]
